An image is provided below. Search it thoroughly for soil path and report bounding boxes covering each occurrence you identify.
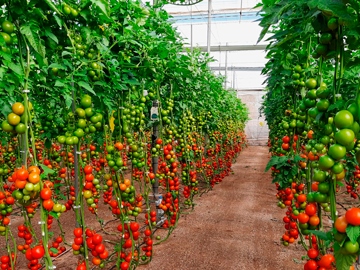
[139,145,304,270]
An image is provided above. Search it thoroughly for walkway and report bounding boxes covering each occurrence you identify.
[139,146,303,270]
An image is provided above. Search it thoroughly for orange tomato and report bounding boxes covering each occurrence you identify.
[124,179,131,187]
[309,215,320,226]
[28,165,41,175]
[335,215,348,233]
[297,213,310,224]
[28,172,40,184]
[15,179,27,189]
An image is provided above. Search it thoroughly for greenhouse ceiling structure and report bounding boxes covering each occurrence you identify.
[161,0,269,144]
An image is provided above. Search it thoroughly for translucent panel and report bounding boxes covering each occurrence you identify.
[174,20,267,47]
[164,0,261,13]
[209,50,267,67]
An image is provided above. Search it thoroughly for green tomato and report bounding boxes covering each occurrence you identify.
[1,21,14,34]
[308,107,319,119]
[331,163,344,174]
[313,169,327,182]
[351,121,360,135]
[318,155,334,170]
[320,135,330,145]
[85,107,93,117]
[76,107,86,118]
[344,241,359,254]
[15,123,26,134]
[317,182,330,194]
[0,32,11,45]
[305,78,317,89]
[74,128,85,138]
[1,120,14,132]
[328,144,346,160]
[316,99,330,112]
[316,86,330,99]
[80,95,92,108]
[24,182,34,192]
[334,110,354,129]
[57,136,66,144]
[335,129,355,146]
[77,119,87,129]
[314,192,328,203]
[307,90,317,100]
[320,33,332,44]
[323,124,333,135]
[65,136,74,145]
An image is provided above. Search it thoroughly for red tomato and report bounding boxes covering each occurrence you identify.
[92,234,103,245]
[95,243,105,254]
[346,208,360,226]
[42,199,54,211]
[120,261,129,270]
[40,188,52,200]
[73,228,83,238]
[83,165,93,175]
[31,245,45,259]
[130,222,139,232]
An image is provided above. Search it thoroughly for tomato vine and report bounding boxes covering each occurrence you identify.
[0,0,248,269]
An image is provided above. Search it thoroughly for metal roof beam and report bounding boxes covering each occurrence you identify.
[210,66,264,71]
[183,44,267,52]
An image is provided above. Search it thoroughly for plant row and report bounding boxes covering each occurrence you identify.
[259,0,360,269]
[0,0,249,269]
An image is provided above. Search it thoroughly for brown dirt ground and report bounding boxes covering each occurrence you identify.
[6,146,307,269]
[137,145,304,270]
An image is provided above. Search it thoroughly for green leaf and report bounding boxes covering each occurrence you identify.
[49,63,66,70]
[346,225,360,243]
[0,51,12,61]
[49,211,59,219]
[45,29,59,44]
[91,0,111,20]
[55,80,65,87]
[328,100,345,112]
[53,15,63,28]
[61,51,72,57]
[334,243,357,270]
[44,0,63,15]
[6,62,24,77]
[77,81,96,95]
[39,163,55,177]
[20,24,45,58]
[308,230,329,240]
[50,247,59,254]
[44,139,52,149]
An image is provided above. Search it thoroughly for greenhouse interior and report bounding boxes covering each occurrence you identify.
[0,0,360,270]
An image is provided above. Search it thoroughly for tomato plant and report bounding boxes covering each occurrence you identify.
[259,0,360,269]
[0,0,249,269]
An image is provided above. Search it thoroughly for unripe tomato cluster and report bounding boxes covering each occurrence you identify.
[105,143,125,171]
[57,95,103,145]
[1,102,28,134]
